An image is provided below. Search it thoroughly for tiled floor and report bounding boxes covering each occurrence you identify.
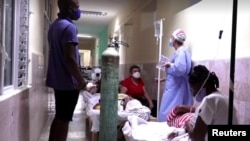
[38,93,87,141]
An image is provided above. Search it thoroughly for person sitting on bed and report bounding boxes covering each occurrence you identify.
[168,65,238,141]
[120,65,154,109]
[82,82,99,104]
[83,82,98,95]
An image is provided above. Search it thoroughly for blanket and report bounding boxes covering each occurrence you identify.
[81,92,151,132]
[122,115,188,141]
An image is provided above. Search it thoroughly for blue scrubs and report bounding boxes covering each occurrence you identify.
[158,46,194,122]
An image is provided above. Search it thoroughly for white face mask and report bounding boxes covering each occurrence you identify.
[168,38,174,47]
[132,72,140,79]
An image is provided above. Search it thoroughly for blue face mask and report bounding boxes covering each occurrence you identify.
[74,9,81,20]
[168,38,174,47]
[195,88,207,102]
[69,7,81,20]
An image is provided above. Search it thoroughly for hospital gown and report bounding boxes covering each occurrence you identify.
[159,46,193,122]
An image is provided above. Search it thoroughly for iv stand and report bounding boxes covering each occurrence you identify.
[156,19,164,119]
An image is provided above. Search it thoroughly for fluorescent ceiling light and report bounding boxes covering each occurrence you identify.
[81,10,107,16]
[77,34,93,38]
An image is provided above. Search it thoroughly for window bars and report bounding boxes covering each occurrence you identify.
[17,0,29,87]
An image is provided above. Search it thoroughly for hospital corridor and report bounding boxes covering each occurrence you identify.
[0,0,250,141]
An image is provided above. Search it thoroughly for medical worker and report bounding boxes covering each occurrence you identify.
[158,29,193,122]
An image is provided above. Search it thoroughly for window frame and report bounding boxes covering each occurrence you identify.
[3,0,15,88]
[0,0,3,93]
[1,0,16,92]
[0,0,29,95]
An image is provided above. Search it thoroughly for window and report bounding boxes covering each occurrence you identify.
[4,0,14,87]
[0,0,29,94]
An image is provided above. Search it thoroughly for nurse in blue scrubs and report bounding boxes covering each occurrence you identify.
[158,29,194,122]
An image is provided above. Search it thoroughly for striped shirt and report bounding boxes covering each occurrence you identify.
[166,108,194,128]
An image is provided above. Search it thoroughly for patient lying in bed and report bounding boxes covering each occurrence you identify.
[122,115,187,141]
[81,88,152,133]
[92,95,151,121]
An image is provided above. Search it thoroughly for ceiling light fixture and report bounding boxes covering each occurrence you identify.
[77,34,93,38]
[81,10,107,16]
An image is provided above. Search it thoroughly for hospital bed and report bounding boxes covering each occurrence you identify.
[81,91,154,141]
[122,115,189,141]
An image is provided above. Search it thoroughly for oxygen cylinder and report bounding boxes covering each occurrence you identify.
[99,46,119,141]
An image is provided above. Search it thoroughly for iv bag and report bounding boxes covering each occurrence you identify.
[154,20,161,37]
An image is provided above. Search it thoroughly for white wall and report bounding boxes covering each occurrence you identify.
[108,0,157,64]
[157,0,250,61]
[79,50,91,67]
[29,0,44,55]
[28,0,45,84]
[176,0,234,61]
[156,0,250,124]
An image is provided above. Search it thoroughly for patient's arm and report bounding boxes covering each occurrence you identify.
[185,116,207,141]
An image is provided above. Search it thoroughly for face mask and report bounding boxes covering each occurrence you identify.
[69,7,81,20]
[193,72,211,102]
[168,38,174,47]
[132,72,140,79]
[195,88,207,102]
[75,9,81,19]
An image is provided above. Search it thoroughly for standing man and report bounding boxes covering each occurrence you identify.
[158,29,193,122]
[46,0,86,141]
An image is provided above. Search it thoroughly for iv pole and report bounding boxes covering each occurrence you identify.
[155,19,164,119]
[228,0,237,125]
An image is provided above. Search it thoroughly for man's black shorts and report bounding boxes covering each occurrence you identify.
[54,89,79,121]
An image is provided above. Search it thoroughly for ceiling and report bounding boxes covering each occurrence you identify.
[75,0,134,38]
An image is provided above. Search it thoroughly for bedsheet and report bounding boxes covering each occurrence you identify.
[122,115,189,141]
[81,91,151,132]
